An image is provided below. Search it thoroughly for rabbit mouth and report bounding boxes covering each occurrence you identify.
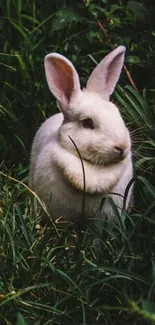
[104,154,125,165]
[81,150,127,166]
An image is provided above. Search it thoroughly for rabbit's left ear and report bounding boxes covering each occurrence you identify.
[86,46,126,101]
[44,53,81,110]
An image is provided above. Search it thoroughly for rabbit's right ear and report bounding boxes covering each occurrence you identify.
[86,46,126,101]
[44,53,81,109]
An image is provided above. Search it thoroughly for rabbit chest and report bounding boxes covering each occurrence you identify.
[29,115,133,222]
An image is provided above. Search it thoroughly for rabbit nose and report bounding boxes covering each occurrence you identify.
[114,146,125,156]
[114,145,129,159]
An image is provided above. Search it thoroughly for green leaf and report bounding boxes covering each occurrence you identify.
[9,20,28,39]
[110,5,121,13]
[14,51,29,78]
[52,8,82,31]
[128,299,155,321]
[6,0,11,17]
[151,260,155,278]
[0,104,18,121]
[142,300,155,314]
[17,0,22,13]
[16,313,27,325]
[112,17,121,25]
[126,1,145,20]
[126,55,141,64]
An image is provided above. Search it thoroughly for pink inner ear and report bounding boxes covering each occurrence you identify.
[50,58,74,104]
[106,52,124,94]
[86,46,125,100]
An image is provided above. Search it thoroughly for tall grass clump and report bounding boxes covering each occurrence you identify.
[1,1,155,324]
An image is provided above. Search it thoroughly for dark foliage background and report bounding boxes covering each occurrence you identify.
[1,0,155,166]
[1,1,155,325]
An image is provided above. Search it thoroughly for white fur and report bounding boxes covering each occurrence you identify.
[29,46,133,222]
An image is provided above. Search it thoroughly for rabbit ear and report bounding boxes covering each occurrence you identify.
[86,46,126,101]
[44,53,81,109]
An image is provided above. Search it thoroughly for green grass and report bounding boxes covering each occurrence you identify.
[1,172,155,325]
[1,1,155,324]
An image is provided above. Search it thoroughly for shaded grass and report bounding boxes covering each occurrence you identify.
[0,172,155,324]
[115,86,155,177]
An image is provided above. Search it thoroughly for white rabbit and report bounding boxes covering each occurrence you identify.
[29,46,133,223]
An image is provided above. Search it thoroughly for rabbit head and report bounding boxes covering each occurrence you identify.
[44,46,131,167]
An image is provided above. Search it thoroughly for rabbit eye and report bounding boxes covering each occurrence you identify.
[82,118,94,130]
